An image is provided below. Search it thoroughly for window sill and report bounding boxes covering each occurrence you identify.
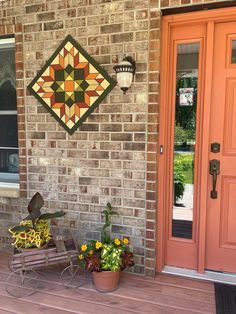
[0,182,19,198]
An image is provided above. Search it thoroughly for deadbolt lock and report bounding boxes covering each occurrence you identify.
[211,142,220,153]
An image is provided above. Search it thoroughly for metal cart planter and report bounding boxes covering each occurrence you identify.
[6,239,84,298]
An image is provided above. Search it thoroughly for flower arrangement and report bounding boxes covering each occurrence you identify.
[8,192,65,250]
[78,203,134,272]
[79,237,134,272]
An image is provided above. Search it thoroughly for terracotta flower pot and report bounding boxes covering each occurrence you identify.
[92,270,121,293]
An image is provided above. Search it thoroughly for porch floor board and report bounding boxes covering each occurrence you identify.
[0,252,216,314]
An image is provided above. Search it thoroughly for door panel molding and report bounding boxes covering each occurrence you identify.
[220,177,236,248]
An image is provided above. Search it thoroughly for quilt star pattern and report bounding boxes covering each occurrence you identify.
[28,35,116,134]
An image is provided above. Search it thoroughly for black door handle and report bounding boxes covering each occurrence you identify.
[209,159,220,199]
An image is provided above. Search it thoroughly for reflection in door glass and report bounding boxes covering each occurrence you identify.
[232,40,236,63]
[172,43,199,239]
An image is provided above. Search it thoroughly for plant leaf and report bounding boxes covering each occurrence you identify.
[24,210,41,222]
[39,211,65,220]
[10,225,32,233]
[27,192,44,214]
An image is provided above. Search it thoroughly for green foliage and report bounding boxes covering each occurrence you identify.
[101,202,118,244]
[174,153,194,171]
[9,220,51,249]
[8,192,65,249]
[79,238,134,272]
[39,211,65,220]
[78,203,134,272]
[101,243,123,271]
[173,153,194,202]
[174,124,189,144]
[174,170,185,203]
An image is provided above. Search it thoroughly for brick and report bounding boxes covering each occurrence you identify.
[101,23,122,34]
[65,18,86,28]
[70,133,88,140]
[111,114,132,122]
[112,225,133,235]
[26,4,45,13]
[44,21,64,31]
[100,142,121,150]
[123,217,145,227]
[124,124,146,132]
[123,180,145,189]
[80,212,100,222]
[100,124,122,132]
[58,193,77,202]
[111,152,133,160]
[37,12,55,21]
[111,133,132,141]
[28,132,45,139]
[133,151,145,161]
[124,21,148,32]
[88,35,109,46]
[47,132,66,140]
[123,143,145,151]
[123,161,145,170]
[150,19,160,30]
[100,178,121,187]
[111,33,133,43]
[79,124,99,132]
[100,104,122,113]
[87,114,109,123]
[88,151,109,159]
[24,23,42,33]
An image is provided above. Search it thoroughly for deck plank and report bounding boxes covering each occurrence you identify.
[122,273,214,292]
[0,252,216,314]
[0,282,206,314]
[0,293,78,314]
[0,310,16,314]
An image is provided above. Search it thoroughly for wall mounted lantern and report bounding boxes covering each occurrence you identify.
[113,56,136,94]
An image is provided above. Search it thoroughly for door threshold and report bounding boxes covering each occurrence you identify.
[162,266,236,285]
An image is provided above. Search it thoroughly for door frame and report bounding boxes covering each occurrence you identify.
[157,6,236,273]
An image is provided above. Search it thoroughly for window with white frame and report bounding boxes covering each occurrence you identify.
[0,37,19,186]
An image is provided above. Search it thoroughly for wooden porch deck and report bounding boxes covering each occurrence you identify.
[0,251,216,314]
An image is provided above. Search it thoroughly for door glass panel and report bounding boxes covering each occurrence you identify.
[232,40,236,63]
[172,43,199,239]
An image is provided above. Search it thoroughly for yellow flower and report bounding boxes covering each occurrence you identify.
[79,254,84,260]
[123,238,129,245]
[89,250,94,255]
[96,241,103,249]
[81,244,87,251]
[114,238,121,245]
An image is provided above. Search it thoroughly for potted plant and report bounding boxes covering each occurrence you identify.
[8,192,65,251]
[174,169,185,205]
[78,203,134,292]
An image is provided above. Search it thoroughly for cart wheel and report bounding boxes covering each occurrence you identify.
[8,256,14,272]
[5,268,39,298]
[60,265,85,288]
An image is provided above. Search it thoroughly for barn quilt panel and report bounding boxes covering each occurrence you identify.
[28,35,116,134]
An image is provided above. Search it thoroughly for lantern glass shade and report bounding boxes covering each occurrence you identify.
[113,57,135,94]
[116,71,133,94]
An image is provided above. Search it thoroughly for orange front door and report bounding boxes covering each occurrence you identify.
[158,8,236,274]
[206,21,236,273]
